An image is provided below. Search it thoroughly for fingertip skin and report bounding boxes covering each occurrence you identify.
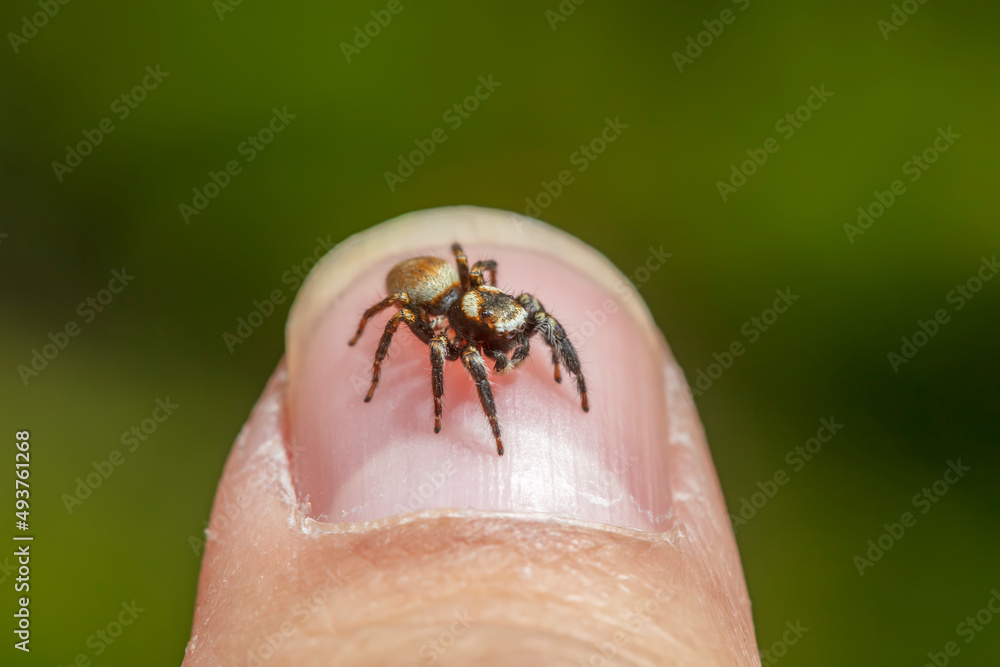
[185,207,759,666]
[186,359,759,666]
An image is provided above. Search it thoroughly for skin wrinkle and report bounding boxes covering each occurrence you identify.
[187,364,754,665]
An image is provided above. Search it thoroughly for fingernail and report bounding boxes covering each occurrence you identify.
[286,206,674,530]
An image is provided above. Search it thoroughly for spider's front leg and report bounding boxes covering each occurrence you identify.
[461,345,504,456]
[470,260,497,288]
[517,293,589,412]
[452,243,497,288]
[364,307,433,402]
[348,292,411,345]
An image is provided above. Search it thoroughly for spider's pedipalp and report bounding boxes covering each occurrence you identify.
[485,334,529,375]
[509,334,531,372]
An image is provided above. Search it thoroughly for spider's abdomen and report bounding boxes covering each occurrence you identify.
[386,256,461,314]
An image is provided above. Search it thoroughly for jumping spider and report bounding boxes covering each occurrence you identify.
[348,243,589,456]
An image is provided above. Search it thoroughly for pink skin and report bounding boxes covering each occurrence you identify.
[183,208,760,666]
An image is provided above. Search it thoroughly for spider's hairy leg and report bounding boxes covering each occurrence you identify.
[364,308,432,402]
[518,293,589,412]
[516,294,559,382]
[429,333,457,433]
[461,346,504,456]
[452,243,497,288]
[470,260,498,288]
[452,243,470,291]
[348,292,410,346]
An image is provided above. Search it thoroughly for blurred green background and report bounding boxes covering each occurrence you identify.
[2,0,999,664]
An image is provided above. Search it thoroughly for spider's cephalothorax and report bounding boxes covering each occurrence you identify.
[348,243,588,456]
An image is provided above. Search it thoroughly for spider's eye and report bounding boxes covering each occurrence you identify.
[481,309,494,319]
